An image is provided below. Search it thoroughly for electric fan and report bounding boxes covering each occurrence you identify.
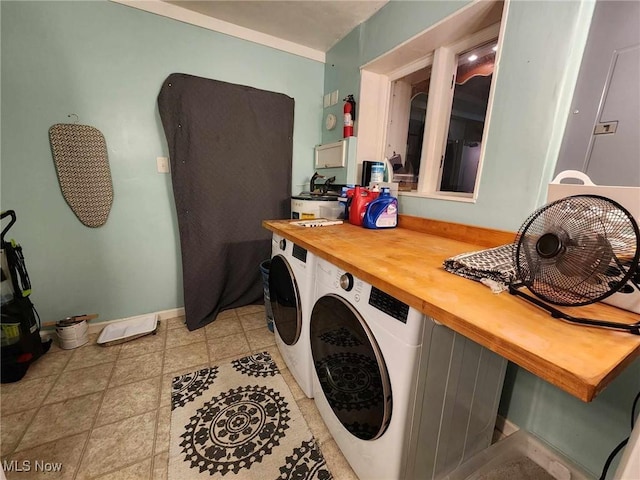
[509,194,640,334]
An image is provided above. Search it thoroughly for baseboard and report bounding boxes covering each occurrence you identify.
[86,307,185,334]
[39,307,185,334]
[495,414,520,439]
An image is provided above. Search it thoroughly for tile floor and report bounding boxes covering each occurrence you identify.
[0,306,358,479]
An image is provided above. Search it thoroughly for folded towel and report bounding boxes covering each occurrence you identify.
[443,244,516,292]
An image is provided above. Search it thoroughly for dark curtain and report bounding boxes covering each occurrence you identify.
[158,73,293,331]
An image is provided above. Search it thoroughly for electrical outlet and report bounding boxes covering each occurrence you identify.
[156,156,170,173]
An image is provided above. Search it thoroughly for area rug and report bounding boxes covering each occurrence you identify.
[169,352,332,479]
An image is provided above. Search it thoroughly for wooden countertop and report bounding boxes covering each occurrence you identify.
[263,215,640,402]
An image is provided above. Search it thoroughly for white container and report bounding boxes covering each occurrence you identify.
[291,197,340,220]
[56,320,89,349]
[97,314,158,346]
[442,430,592,480]
[319,203,343,219]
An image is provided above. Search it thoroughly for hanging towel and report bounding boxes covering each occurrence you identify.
[443,244,516,292]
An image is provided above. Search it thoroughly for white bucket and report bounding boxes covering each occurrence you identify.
[56,320,89,349]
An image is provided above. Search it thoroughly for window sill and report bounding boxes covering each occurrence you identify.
[398,191,477,203]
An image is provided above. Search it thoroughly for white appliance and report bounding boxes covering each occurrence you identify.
[269,233,316,398]
[309,257,507,480]
[291,194,340,220]
[547,170,640,314]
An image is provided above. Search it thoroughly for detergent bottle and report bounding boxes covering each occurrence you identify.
[363,188,398,229]
[339,186,352,220]
[348,186,379,226]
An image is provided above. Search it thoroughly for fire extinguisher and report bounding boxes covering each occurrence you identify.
[343,94,356,138]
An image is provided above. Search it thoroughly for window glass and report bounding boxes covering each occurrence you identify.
[405,93,427,189]
[387,66,431,192]
[439,41,496,193]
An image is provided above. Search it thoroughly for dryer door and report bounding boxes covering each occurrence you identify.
[269,255,302,345]
[310,294,392,441]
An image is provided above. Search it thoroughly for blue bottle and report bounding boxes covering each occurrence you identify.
[363,188,398,229]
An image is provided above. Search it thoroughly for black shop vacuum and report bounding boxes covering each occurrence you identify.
[1,210,51,383]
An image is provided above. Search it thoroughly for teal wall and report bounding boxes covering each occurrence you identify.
[1,1,323,323]
[324,0,595,232]
[323,0,639,477]
[322,0,470,146]
[2,0,637,477]
[500,358,640,478]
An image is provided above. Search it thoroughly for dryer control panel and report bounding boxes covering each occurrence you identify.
[369,287,409,323]
[292,244,307,263]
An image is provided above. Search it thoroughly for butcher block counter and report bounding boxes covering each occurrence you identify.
[263,215,640,402]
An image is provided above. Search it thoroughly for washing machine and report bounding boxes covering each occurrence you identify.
[309,257,508,480]
[269,233,315,398]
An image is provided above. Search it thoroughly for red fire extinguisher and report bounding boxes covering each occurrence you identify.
[343,94,356,138]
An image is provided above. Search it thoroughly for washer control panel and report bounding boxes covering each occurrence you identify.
[334,270,363,301]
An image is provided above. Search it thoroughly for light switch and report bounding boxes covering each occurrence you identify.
[323,93,331,108]
[330,90,339,106]
[157,156,170,173]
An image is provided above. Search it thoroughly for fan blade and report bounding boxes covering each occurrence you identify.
[514,195,640,306]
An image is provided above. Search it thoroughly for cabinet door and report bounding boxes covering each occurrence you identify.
[555,0,640,187]
[315,140,346,169]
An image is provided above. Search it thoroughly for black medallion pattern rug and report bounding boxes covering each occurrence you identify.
[169,352,332,479]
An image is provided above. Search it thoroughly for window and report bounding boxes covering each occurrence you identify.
[385,32,498,197]
[439,41,496,194]
[357,0,505,202]
[386,66,432,191]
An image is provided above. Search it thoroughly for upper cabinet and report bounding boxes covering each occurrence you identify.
[315,140,347,169]
[313,137,358,185]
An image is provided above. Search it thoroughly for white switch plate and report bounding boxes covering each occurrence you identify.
[330,90,339,106]
[156,156,170,173]
[323,93,331,108]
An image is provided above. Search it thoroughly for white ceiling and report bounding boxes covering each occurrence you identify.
[163,1,389,52]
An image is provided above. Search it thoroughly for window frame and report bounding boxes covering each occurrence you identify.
[356,0,506,203]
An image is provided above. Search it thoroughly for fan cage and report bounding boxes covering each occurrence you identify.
[514,194,640,307]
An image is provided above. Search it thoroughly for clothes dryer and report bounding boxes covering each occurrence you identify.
[309,257,507,479]
[269,233,315,398]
